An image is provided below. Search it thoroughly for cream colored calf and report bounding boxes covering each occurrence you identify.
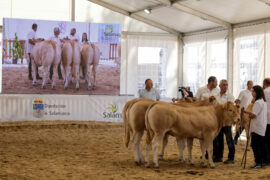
[145,102,240,168]
[31,40,61,89]
[123,97,217,165]
[62,40,81,90]
[80,43,100,90]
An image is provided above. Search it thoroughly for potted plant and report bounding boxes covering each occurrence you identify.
[11,33,23,64]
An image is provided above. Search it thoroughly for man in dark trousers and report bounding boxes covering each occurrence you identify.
[49,27,63,80]
[27,23,42,80]
[213,79,235,164]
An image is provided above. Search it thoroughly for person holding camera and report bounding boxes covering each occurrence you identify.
[179,86,193,98]
[185,86,193,97]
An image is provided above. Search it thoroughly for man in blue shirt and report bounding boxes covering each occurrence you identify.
[138,79,160,101]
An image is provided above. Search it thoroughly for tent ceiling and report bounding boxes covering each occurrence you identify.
[180,0,270,24]
[89,0,270,34]
[136,7,219,33]
[100,0,160,12]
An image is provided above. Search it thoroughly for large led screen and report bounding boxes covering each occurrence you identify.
[2,18,121,95]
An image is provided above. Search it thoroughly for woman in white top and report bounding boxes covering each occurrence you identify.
[245,85,267,169]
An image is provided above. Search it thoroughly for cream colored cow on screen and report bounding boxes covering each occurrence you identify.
[80,43,100,90]
[31,40,61,89]
[61,40,81,90]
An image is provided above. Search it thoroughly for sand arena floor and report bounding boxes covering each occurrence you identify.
[0,121,270,180]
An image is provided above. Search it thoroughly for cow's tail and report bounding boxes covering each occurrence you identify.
[48,40,59,65]
[49,40,56,50]
[122,102,131,148]
[123,98,140,148]
[145,102,158,145]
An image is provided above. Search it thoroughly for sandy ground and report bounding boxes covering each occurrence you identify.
[2,64,120,95]
[0,121,270,180]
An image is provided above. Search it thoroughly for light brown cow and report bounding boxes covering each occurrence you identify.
[62,41,72,89]
[115,44,121,71]
[123,98,154,165]
[172,97,198,103]
[235,103,253,139]
[145,102,240,168]
[173,96,217,107]
[80,43,100,90]
[31,40,61,89]
[62,40,81,89]
[123,97,217,165]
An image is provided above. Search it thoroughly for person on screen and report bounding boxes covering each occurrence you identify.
[49,27,62,46]
[68,28,80,42]
[27,23,42,80]
[138,79,160,101]
[49,27,63,80]
[81,32,88,44]
[80,32,88,79]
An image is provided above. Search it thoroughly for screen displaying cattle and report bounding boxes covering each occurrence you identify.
[2,18,121,95]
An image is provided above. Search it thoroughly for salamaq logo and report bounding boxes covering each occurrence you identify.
[104,25,121,37]
[103,104,122,119]
[104,32,121,37]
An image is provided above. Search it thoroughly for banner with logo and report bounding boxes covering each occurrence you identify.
[0,95,133,122]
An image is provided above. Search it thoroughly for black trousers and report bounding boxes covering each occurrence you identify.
[234,126,244,143]
[49,64,62,80]
[251,132,264,165]
[263,125,270,164]
[213,126,235,160]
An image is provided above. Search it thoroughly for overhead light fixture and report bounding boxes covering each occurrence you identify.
[144,8,151,14]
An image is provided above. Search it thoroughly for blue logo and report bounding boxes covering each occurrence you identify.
[32,99,44,118]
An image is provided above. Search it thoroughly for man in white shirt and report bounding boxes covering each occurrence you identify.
[138,79,160,101]
[234,80,253,144]
[27,23,42,80]
[49,27,62,46]
[195,76,219,100]
[213,80,235,164]
[238,80,253,109]
[263,78,270,165]
[68,28,80,42]
[49,27,63,80]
